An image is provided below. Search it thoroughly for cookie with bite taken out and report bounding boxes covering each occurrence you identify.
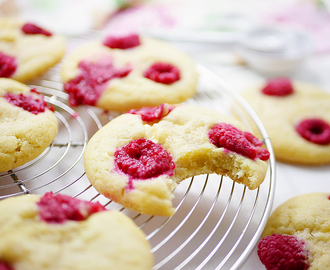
[84,104,270,216]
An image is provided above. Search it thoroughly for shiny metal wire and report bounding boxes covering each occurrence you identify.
[0,64,275,269]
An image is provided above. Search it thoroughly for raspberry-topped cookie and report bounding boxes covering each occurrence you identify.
[0,78,58,172]
[0,18,66,82]
[84,104,270,216]
[258,192,330,270]
[240,77,330,165]
[60,34,198,111]
[0,192,153,270]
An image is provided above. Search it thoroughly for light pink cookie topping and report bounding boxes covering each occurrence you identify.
[127,103,174,122]
[144,62,180,84]
[4,88,54,114]
[114,138,175,189]
[37,192,106,224]
[64,57,131,106]
[258,234,309,270]
[262,77,294,96]
[21,23,52,36]
[208,123,270,161]
[103,34,140,49]
[0,52,17,78]
[296,118,330,145]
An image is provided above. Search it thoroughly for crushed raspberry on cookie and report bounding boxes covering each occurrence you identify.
[258,234,309,270]
[0,262,14,270]
[103,34,140,49]
[128,103,174,122]
[114,138,175,186]
[144,62,180,85]
[64,57,131,106]
[208,123,270,161]
[4,89,54,114]
[21,23,52,36]
[0,52,17,78]
[262,77,294,96]
[296,118,330,145]
[37,192,106,224]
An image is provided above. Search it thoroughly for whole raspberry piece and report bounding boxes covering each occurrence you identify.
[0,51,17,78]
[208,123,270,161]
[114,138,175,183]
[144,62,180,84]
[258,234,309,270]
[103,34,140,49]
[128,103,174,122]
[296,118,330,145]
[262,77,294,96]
[21,23,52,36]
[37,192,106,224]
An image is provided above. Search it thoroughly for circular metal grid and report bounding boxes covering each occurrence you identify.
[0,64,275,269]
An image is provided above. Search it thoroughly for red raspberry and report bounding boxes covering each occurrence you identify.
[0,262,14,270]
[64,58,131,106]
[4,88,54,114]
[0,51,17,78]
[258,234,309,270]
[103,34,140,49]
[114,138,175,185]
[21,23,52,36]
[262,77,294,96]
[128,103,174,122]
[144,62,180,84]
[296,118,330,145]
[208,123,270,161]
[37,192,106,224]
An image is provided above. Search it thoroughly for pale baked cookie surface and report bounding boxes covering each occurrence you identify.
[258,192,330,270]
[0,17,66,82]
[240,78,330,165]
[84,104,270,216]
[0,78,58,172]
[60,34,198,111]
[0,193,153,270]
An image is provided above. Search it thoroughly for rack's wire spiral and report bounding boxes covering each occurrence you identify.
[0,64,275,269]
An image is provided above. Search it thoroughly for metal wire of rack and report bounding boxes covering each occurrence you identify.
[0,61,275,269]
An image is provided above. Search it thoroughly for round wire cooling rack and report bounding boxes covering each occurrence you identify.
[0,64,275,270]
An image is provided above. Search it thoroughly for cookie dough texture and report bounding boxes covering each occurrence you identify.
[0,17,66,82]
[240,81,330,165]
[60,36,198,111]
[0,194,153,270]
[84,104,269,216]
[262,192,330,270]
[0,78,58,172]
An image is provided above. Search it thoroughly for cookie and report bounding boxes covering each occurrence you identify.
[0,78,58,172]
[0,17,66,82]
[240,77,330,165]
[84,104,270,216]
[0,192,153,270]
[60,33,198,111]
[258,192,330,270]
